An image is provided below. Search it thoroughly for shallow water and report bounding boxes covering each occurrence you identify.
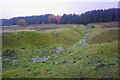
[56,46,63,52]
[70,27,90,49]
[32,56,50,63]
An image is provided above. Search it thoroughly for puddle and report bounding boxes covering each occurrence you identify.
[56,46,63,52]
[32,56,50,62]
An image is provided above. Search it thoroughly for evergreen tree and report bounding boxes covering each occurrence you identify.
[1,8,119,26]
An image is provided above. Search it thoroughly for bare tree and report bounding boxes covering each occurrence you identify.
[48,15,62,24]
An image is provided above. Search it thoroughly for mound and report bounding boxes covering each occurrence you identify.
[89,29,119,44]
[2,25,87,53]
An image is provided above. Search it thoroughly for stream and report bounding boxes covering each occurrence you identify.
[32,27,91,63]
[4,27,91,64]
[71,27,90,49]
[56,27,90,51]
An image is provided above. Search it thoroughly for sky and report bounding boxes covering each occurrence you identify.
[0,0,119,19]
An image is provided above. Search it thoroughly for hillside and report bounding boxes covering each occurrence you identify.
[2,22,119,78]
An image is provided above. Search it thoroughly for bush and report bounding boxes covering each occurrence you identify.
[17,19,27,26]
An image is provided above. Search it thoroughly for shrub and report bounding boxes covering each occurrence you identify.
[17,19,27,26]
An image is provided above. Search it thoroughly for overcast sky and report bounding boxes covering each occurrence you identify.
[0,0,119,19]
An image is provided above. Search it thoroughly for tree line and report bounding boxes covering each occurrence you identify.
[1,8,119,26]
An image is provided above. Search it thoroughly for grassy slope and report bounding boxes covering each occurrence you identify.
[2,23,119,78]
[87,22,119,44]
[2,25,87,48]
[3,41,118,78]
[87,27,119,44]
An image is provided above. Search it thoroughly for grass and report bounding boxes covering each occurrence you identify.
[2,40,118,78]
[87,21,118,28]
[87,22,119,44]
[2,25,87,49]
[2,22,119,78]
[87,28,119,44]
